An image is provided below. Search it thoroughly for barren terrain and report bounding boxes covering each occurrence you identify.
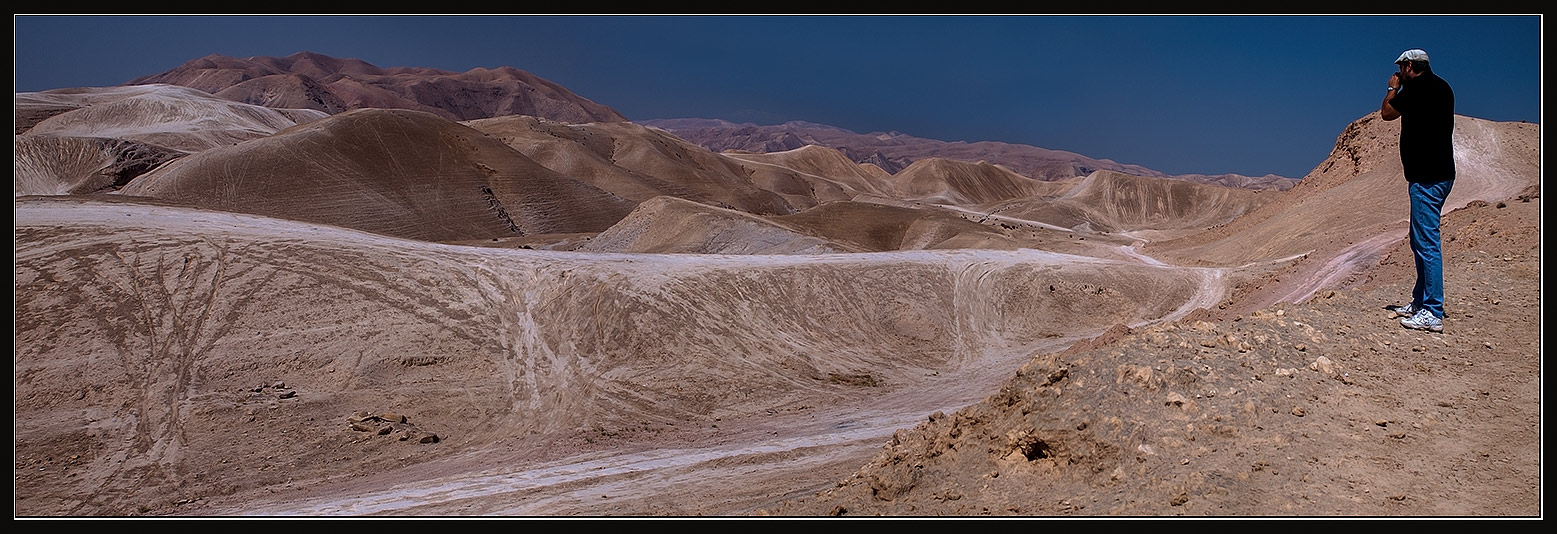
[13,56,1542,518]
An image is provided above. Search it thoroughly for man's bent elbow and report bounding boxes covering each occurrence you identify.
[1380,105,1401,121]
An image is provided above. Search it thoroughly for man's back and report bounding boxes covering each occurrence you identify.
[1391,70,1456,182]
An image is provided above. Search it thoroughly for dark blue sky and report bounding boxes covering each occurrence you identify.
[13,15,1542,178]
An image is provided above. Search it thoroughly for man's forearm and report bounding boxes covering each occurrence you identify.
[1381,87,1401,120]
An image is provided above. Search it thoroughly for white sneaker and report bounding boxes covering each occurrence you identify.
[1390,303,1420,317]
[1400,309,1443,332]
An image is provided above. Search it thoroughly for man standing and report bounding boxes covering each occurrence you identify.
[1380,48,1455,333]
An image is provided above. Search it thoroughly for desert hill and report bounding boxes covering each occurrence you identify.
[114,107,635,242]
[464,115,806,216]
[971,170,1277,237]
[129,51,629,123]
[15,84,328,154]
[1151,114,1539,267]
[721,144,899,201]
[641,118,1160,181]
[16,81,1279,253]
[885,158,1047,206]
[759,193,1541,517]
[1142,113,1541,317]
[18,84,1009,251]
[21,51,1300,210]
[108,52,1296,190]
[15,85,328,196]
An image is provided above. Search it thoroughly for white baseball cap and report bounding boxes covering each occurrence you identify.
[1395,49,1430,64]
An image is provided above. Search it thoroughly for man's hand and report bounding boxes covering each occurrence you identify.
[1381,73,1402,120]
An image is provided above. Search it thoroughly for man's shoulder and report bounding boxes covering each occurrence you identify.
[1425,72,1453,90]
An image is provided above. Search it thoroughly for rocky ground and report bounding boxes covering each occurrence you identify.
[758,195,1542,517]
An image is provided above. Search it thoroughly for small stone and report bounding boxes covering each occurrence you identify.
[1310,356,1337,377]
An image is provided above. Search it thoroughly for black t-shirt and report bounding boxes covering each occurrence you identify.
[1391,70,1456,182]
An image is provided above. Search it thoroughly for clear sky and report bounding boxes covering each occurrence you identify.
[13,15,1543,178]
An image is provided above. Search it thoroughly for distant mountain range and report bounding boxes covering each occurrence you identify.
[641,118,1298,189]
[117,51,1296,190]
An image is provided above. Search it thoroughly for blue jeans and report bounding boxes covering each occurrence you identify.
[1408,179,1454,318]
